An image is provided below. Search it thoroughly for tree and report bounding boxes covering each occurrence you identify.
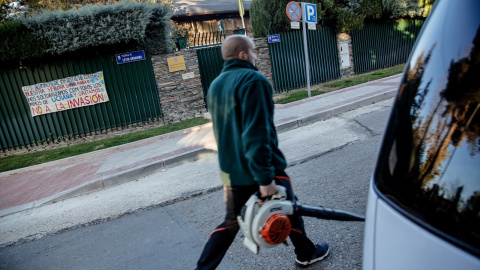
[250,0,436,37]
[250,0,367,36]
[0,19,49,63]
[250,0,286,37]
[382,0,436,19]
[358,0,382,19]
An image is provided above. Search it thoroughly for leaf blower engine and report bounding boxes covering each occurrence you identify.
[237,185,365,254]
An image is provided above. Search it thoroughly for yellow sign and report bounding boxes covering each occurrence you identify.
[167,56,186,72]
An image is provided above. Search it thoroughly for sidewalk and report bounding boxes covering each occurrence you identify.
[0,74,401,217]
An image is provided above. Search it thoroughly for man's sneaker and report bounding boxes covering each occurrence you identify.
[295,243,330,268]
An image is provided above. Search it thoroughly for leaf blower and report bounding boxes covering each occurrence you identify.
[237,183,365,254]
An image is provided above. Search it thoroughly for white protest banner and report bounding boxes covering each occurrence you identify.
[22,71,109,117]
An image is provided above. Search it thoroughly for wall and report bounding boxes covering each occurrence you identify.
[150,37,273,126]
[253,37,274,87]
[151,49,207,124]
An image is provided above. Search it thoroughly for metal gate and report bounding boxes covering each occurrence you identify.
[269,27,341,92]
[0,53,161,151]
[351,20,424,74]
[196,46,224,99]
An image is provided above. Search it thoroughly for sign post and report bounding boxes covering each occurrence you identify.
[286,2,317,98]
[302,2,316,97]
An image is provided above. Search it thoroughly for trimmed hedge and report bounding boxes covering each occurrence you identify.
[1,1,172,65]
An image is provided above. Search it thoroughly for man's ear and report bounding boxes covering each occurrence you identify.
[238,51,247,60]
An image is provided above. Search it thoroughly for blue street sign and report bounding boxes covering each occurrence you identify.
[304,3,317,23]
[268,34,281,43]
[115,51,146,64]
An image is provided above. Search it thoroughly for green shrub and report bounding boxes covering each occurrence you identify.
[0,20,50,64]
[16,0,172,56]
[250,0,324,37]
[250,0,435,37]
[334,7,365,33]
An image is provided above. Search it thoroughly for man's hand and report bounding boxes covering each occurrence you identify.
[260,182,278,198]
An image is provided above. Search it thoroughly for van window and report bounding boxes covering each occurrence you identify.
[374,0,480,258]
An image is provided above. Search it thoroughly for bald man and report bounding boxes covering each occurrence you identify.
[195,35,329,269]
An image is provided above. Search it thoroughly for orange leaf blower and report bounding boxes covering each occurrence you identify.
[237,185,365,254]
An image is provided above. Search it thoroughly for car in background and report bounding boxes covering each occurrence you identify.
[362,0,480,269]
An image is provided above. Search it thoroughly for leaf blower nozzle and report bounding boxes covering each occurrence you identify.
[296,204,365,221]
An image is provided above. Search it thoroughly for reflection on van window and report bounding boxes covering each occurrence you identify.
[377,26,480,255]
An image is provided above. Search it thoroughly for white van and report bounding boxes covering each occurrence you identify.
[362,0,480,269]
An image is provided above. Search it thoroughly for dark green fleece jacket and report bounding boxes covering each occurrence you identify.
[206,58,287,186]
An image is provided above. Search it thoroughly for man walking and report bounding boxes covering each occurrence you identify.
[195,35,329,269]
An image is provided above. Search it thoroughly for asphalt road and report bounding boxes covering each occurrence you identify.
[0,99,393,270]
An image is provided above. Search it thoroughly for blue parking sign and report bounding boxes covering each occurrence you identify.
[304,3,317,23]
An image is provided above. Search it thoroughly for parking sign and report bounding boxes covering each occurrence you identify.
[304,3,317,23]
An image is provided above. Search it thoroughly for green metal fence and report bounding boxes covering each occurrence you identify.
[269,27,340,92]
[351,20,424,74]
[0,53,161,151]
[196,46,224,99]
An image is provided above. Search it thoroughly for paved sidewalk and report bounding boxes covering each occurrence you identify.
[0,74,401,217]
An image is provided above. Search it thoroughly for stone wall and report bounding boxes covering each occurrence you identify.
[151,37,273,125]
[253,37,274,87]
[151,49,207,124]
